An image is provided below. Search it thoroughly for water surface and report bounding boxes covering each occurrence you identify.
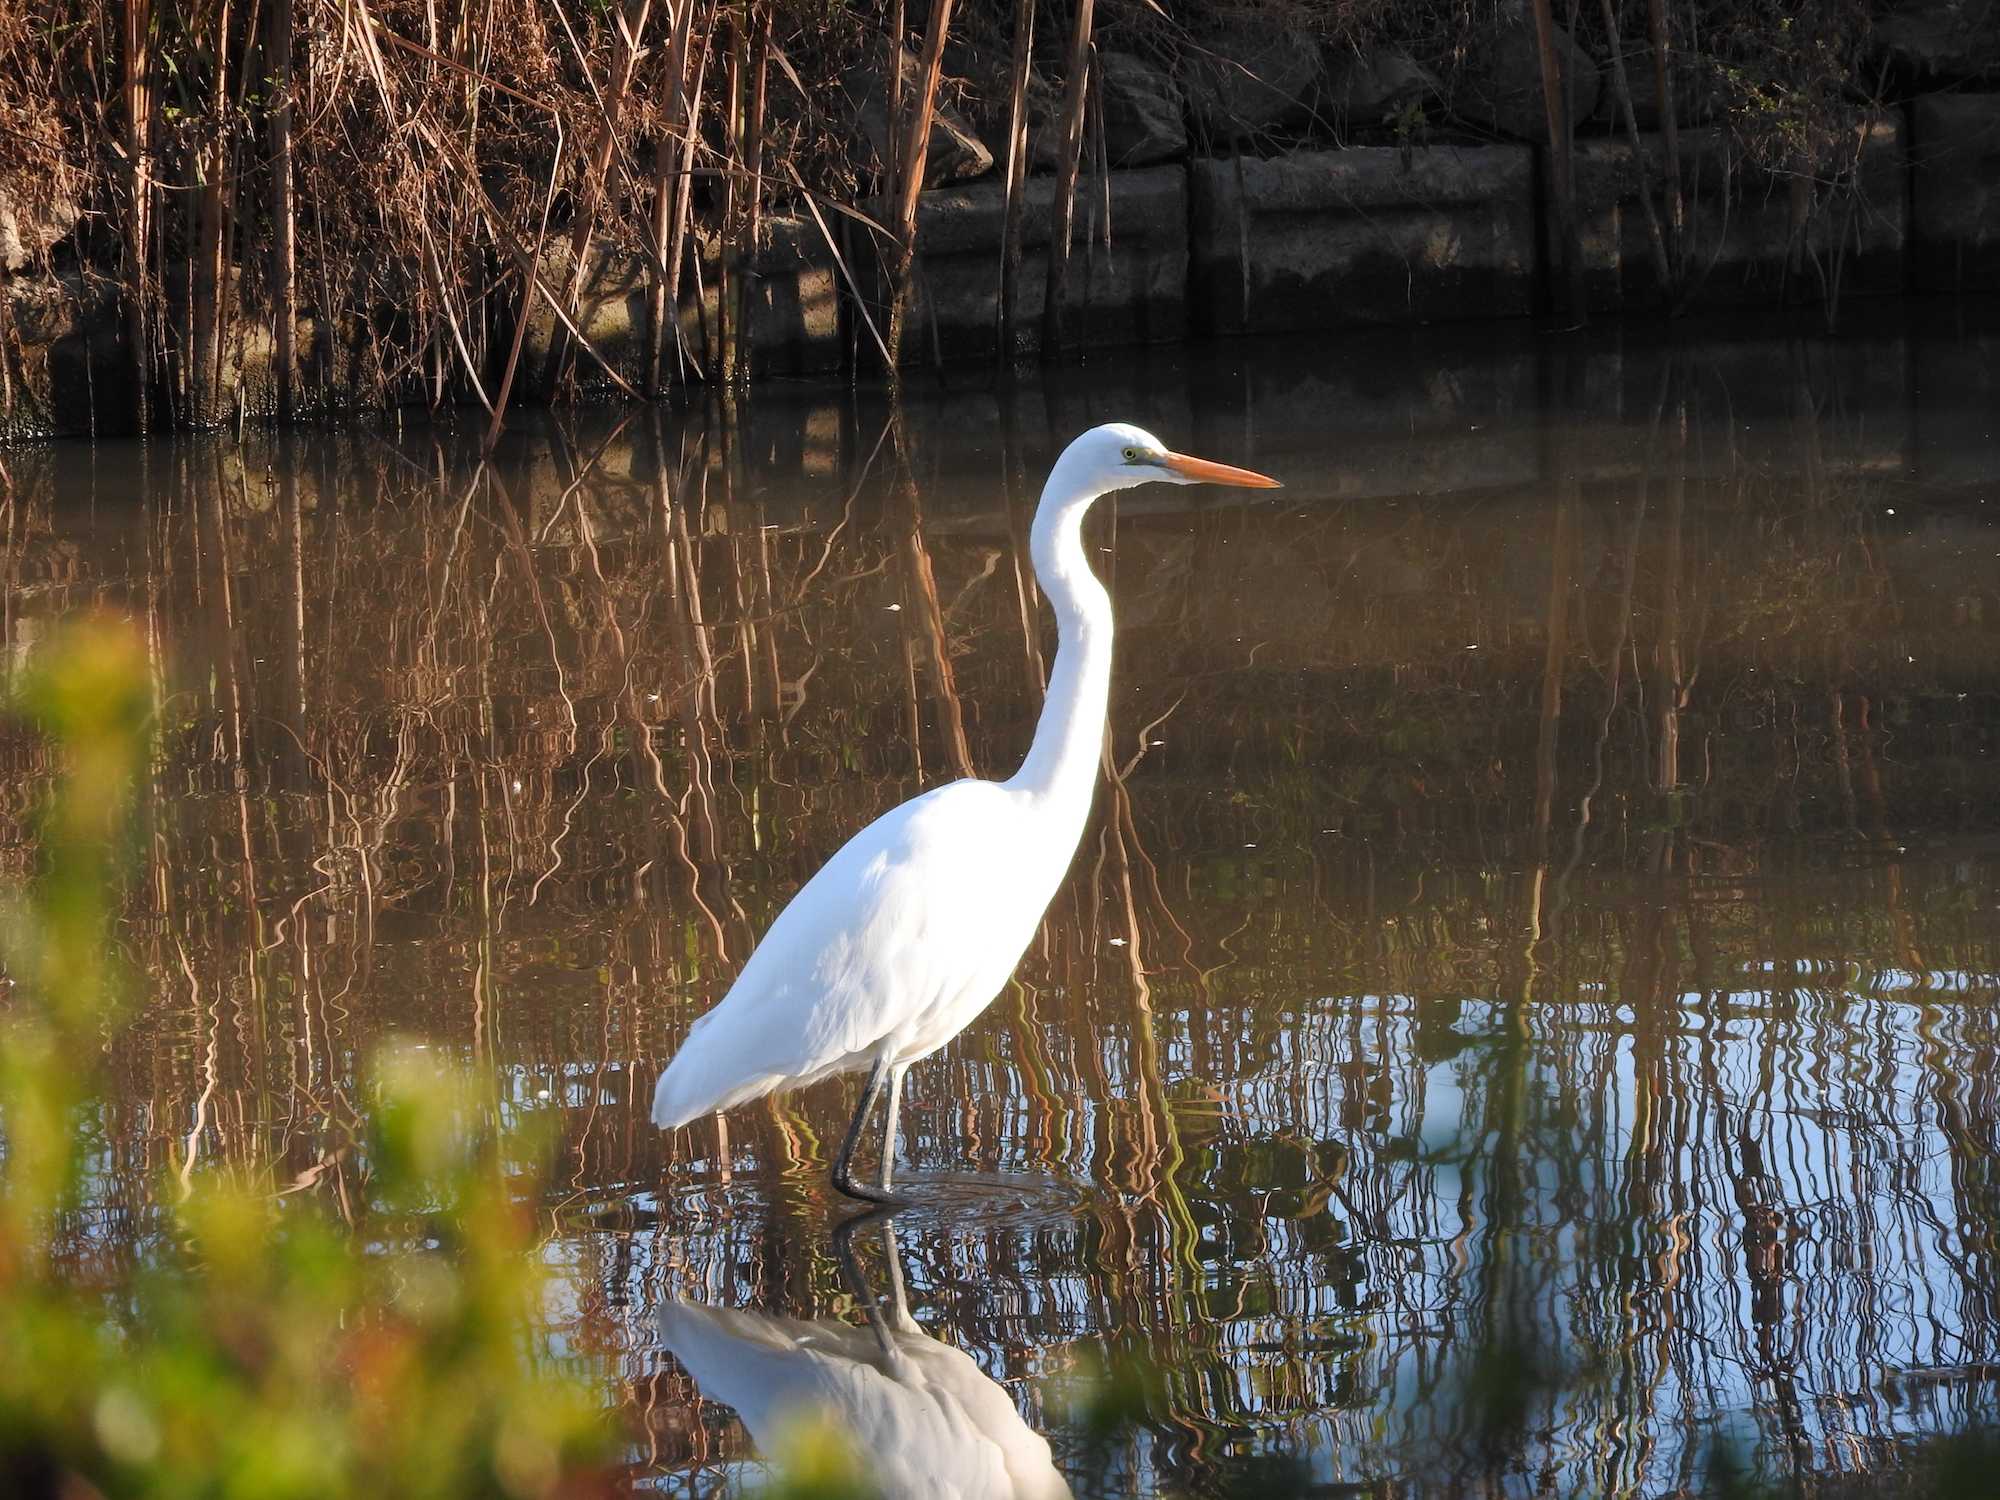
[5,316,2000,1496]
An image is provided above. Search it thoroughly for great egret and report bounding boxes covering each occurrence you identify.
[651,423,1280,1200]
[659,1213,1071,1499]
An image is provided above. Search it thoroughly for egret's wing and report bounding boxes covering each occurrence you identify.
[652,780,1021,1126]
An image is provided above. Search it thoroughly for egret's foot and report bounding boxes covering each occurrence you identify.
[831,1168,905,1207]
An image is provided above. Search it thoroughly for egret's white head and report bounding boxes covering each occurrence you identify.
[1053,422,1283,498]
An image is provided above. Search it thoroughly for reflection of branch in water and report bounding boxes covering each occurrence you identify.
[1555,481,1649,911]
[490,469,581,755]
[890,414,975,780]
[1002,422,1049,696]
[1653,396,1688,808]
[656,444,731,960]
[1111,697,1198,977]
[795,415,893,598]
[1092,730,1202,1284]
[176,940,217,1196]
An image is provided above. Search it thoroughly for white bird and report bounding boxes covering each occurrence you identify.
[651,423,1280,1199]
[658,1215,1070,1499]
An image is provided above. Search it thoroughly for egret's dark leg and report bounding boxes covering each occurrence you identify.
[831,1204,906,1361]
[832,1057,899,1204]
[877,1062,909,1193]
[877,1215,911,1328]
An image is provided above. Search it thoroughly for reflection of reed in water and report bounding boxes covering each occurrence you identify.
[660,1213,1071,1500]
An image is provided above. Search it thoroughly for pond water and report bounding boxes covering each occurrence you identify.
[5,312,2000,1496]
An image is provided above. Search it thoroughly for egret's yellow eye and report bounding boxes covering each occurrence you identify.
[1122,446,1137,462]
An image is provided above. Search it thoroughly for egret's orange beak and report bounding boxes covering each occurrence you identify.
[1162,451,1283,488]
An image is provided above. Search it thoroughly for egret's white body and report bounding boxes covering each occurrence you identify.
[651,423,1279,1198]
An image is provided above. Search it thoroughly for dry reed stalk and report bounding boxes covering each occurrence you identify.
[1598,0,1671,296]
[733,1,772,386]
[715,10,747,384]
[485,122,568,450]
[880,0,904,347]
[228,0,265,427]
[1040,0,1093,358]
[1647,0,1685,276]
[121,0,155,431]
[419,219,495,414]
[997,0,1034,356]
[545,0,655,397]
[653,0,717,392]
[783,159,894,369]
[186,0,235,426]
[646,0,703,394]
[267,0,297,419]
[374,77,642,408]
[1784,150,1812,302]
[885,0,905,183]
[884,0,956,371]
[1529,0,1587,323]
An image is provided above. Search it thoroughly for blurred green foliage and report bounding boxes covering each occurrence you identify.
[0,617,615,1499]
[762,1413,881,1500]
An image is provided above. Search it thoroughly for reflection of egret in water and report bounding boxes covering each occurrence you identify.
[659,1213,1072,1499]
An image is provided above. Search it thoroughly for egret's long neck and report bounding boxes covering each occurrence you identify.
[1005,475,1113,814]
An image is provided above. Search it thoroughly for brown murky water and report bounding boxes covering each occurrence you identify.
[5,315,2000,1496]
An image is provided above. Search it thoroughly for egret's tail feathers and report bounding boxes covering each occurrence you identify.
[650,1058,718,1130]
[652,1000,873,1129]
[650,1054,784,1130]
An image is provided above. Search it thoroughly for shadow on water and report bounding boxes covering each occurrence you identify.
[5,312,2000,1494]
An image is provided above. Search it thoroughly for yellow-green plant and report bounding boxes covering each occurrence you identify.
[0,616,614,1499]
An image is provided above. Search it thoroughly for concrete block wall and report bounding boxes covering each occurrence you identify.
[903,165,1189,359]
[1188,146,1537,334]
[1564,117,1910,312]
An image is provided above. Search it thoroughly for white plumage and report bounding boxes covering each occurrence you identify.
[651,781,1051,1124]
[652,423,1280,1198]
[659,1296,1071,1500]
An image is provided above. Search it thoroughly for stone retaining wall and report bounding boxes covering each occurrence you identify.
[902,165,1188,359]
[1565,117,1910,312]
[1189,146,1536,335]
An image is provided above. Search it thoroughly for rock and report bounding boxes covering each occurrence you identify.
[1451,2,1601,142]
[845,49,995,188]
[1181,15,1326,140]
[1099,52,1187,167]
[1,190,81,272]
[1189,145,1536,334]
[965,60,1062,175]
[1912,93,2000,290]
[1876,0,2000,82]
[1321,46,1439,134]
[1589,48,1714,130]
